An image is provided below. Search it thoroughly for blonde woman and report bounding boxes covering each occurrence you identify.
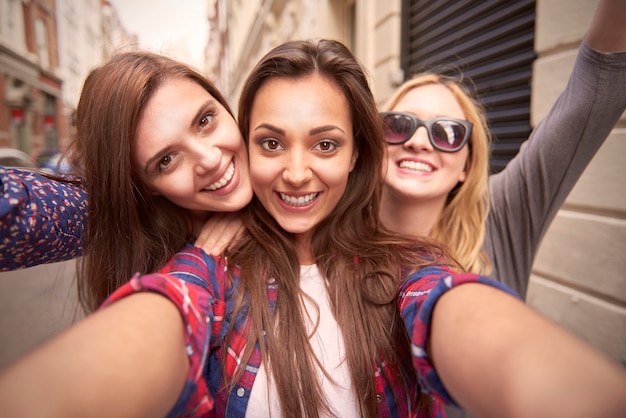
[379,0,626,297]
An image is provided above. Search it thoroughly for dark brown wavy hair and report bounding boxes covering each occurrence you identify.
[230,39,447,418]
[68,51,235,312]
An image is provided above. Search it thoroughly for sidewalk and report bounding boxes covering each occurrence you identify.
[0,260,82,369]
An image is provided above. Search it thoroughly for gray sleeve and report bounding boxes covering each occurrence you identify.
[484,40,626,297]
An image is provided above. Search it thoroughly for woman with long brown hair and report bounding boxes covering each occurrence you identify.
[0,50,252,312]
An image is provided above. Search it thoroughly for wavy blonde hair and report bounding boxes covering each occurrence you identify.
[383,73,492,274]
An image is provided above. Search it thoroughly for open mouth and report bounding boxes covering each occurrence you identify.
[279,192,319,207]
[399,160,434,172]
[204,160,235,191]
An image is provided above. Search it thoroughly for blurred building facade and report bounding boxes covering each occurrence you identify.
[209,0,625,367]
[0,0,62,155]
[0,0,134,159]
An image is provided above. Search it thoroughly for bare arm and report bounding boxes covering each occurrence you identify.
[586,0,626,52]
[430,283,626,418]
[0,292,188,418]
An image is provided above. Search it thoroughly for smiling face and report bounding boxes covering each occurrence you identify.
[383,83,469,206]
[248,74,357,254]
[132,77,252,220]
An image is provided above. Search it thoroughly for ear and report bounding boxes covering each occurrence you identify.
[349,149,359,172]
[149,188,161,196]
[458,169,467,183]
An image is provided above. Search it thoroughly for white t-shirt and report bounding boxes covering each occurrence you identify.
[246,265,359,417]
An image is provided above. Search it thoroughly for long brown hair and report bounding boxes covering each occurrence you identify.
[232,39,443,418]
[68,51,235,312]
[383,73,492,274]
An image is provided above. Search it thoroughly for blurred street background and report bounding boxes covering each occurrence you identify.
[1,0,624,371]
[0,260,81,369]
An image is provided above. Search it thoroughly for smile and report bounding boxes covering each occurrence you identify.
[279,192,318,207]
[204,160,235,191]
[399,160,433,172]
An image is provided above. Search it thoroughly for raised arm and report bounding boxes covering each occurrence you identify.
[586,0,626,52]
[0,167,87,270]
[485,0,626,293]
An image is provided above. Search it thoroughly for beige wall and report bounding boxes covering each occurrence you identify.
[222,0,360,110]
[218,0,625,365]
[526,0,626,367]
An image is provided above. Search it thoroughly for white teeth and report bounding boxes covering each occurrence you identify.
[279,192,318,207]
[205,161,235,191]
[399,160,433,172]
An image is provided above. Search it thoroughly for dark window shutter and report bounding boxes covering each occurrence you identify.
[400,0,536,172]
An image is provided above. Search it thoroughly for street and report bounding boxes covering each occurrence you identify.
[0,260,82,369]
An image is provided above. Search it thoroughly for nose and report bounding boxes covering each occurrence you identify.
[282,148,313,187]
[191,139,222,175]
[404,126,433,152]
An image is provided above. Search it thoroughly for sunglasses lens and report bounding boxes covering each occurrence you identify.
[383,114,413,144]
[431,120,467,151]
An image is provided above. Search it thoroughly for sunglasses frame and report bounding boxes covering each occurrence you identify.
[380,111,473,153]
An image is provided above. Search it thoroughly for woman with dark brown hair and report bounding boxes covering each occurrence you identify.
[0,50,252,312]
[1,39,625,418]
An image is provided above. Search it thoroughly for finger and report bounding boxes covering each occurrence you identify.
[194,212,244,255]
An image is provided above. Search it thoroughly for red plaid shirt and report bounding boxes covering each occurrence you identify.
[103,245,517,417]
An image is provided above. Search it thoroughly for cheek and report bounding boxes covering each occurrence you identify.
[446,151,469,182]
[383,146,400,170]
[249,159,275,193]
[322,159,352,190]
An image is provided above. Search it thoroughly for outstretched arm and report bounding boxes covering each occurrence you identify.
[0,292,188,418]
[401,268,626,418]
[0,245,224,417]
[0,167,87,271]
[432,284,626,418]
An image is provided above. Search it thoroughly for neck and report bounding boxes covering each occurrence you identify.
[295,231,315,265]
[379,189,446,237]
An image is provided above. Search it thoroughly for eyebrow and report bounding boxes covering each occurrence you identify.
[144,145,171,176]
[254,123,345,136]
[143,99,217,176]
[191,99,216,129]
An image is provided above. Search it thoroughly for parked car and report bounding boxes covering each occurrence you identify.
[0,148,37,169]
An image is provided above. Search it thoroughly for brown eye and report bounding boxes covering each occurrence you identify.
[315,140,337,153]
[260,138,283,151]
[158,155,173,171]
[319,141,332,151]
[199,111,216,130]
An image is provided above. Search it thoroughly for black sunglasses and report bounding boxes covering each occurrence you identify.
[380,111,472,153]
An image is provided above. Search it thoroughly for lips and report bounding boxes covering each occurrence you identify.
[204,160,235,191]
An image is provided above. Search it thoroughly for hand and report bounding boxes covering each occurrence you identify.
[194,211,245,256]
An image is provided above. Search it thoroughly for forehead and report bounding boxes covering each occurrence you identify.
[132,77,218,162]
[394,83,465,119]
[144,77,211,111]
[251,74,351,121]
